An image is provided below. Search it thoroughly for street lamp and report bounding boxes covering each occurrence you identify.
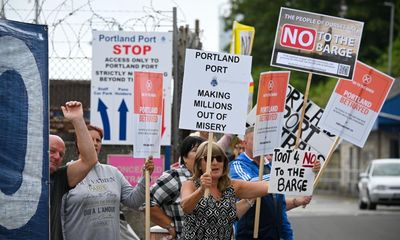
[384,2,395,76]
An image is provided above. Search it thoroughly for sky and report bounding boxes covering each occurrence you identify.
[4,0,231,79]
[5,0,231,52]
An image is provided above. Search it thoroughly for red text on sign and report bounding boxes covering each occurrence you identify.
[113,45,152,55]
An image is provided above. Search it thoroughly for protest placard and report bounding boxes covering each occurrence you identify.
[247,84,337,161]
[269,148,322,196]
[319,61,394,147]
[231,21,255,55]
[230,21,256,113]
[271,7,363,80]
[90,31,172,145]
[179,49,252,135]
[253,72,290,156]
[133,71,163,158]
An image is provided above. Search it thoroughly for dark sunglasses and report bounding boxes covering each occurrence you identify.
[201,155,224,163]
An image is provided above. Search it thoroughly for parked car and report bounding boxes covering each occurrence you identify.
[358,159,400,210]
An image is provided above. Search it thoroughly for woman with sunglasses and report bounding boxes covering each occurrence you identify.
[180,141,270,240]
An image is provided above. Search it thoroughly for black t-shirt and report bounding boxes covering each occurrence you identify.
[50,166,70,240]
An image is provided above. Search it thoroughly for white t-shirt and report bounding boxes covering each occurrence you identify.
[61,163,145,240]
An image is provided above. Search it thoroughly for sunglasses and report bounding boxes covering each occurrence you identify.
[201,155,224,163]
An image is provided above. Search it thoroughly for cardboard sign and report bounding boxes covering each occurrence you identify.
[107,155,164,186]
[90,31,172,145]
[253,72,290,156]
[269,148,322,196]
[271,7,363,80]
[179,49,252,135]
[133,72,163,158]
[319,61,394,147]
[247,84,337,161]
[230,21,256,113]
[231,21,255,55]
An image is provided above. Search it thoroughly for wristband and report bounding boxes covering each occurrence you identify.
[246,199,254,207]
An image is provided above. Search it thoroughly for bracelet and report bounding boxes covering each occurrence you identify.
[246,199,254,207]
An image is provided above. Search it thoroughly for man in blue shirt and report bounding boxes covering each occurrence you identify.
[229,126,313,240]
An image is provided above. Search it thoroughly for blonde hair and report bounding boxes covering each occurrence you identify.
[192,141,231,193]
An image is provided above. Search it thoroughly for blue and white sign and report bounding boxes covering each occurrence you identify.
[0,19,49,240]
[90,31,172,145]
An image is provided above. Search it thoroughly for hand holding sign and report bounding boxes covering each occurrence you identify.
[269,148,323,196]
[142,155,154,175]
[179,49,252,197]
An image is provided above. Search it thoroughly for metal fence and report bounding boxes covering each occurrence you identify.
[2,0,183,81]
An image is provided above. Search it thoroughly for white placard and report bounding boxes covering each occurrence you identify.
[90,31,172,145]
[179,49,252,135]
[269,148,322,196]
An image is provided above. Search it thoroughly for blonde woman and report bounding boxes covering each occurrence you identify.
[180,141,270,240]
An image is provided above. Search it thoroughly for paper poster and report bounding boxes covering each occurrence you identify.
[253,71,289,156]
[91,31,172,145]
[271,7,363,80]
[269,148,322,196]
[133,71,163,158]
[247,84,337,162]
[107,155,164,186]
[319,61,394,147]
[179,49,252,135]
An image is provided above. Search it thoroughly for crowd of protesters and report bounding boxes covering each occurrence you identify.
[50,101,318,240]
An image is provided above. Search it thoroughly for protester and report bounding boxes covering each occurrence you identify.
[180,141,272,239]
[150,135,251,239]
[230,136,245,161]
[229,126,318,240]
[50,101,98,240]
[60,124,154,240]
[150,135,206,239]
[119,204,140,240]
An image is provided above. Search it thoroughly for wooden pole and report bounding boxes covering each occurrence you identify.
[313,136,341,189]
[204,132,214,197]
[253,154,265,239]
[295,73,313,148]
[145,164,150,240]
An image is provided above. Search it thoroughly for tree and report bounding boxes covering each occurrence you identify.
[224,0,399,107]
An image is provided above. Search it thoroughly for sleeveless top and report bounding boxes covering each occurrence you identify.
[183,180,237,240]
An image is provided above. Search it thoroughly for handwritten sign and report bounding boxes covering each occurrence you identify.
[269,148,322,196]
[247,84,337,162]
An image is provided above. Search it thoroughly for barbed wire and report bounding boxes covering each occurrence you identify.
[3,0,185,80]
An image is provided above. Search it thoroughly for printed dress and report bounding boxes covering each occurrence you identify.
[183,180,237,240]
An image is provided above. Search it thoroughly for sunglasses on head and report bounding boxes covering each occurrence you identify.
[201,155,224,163]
